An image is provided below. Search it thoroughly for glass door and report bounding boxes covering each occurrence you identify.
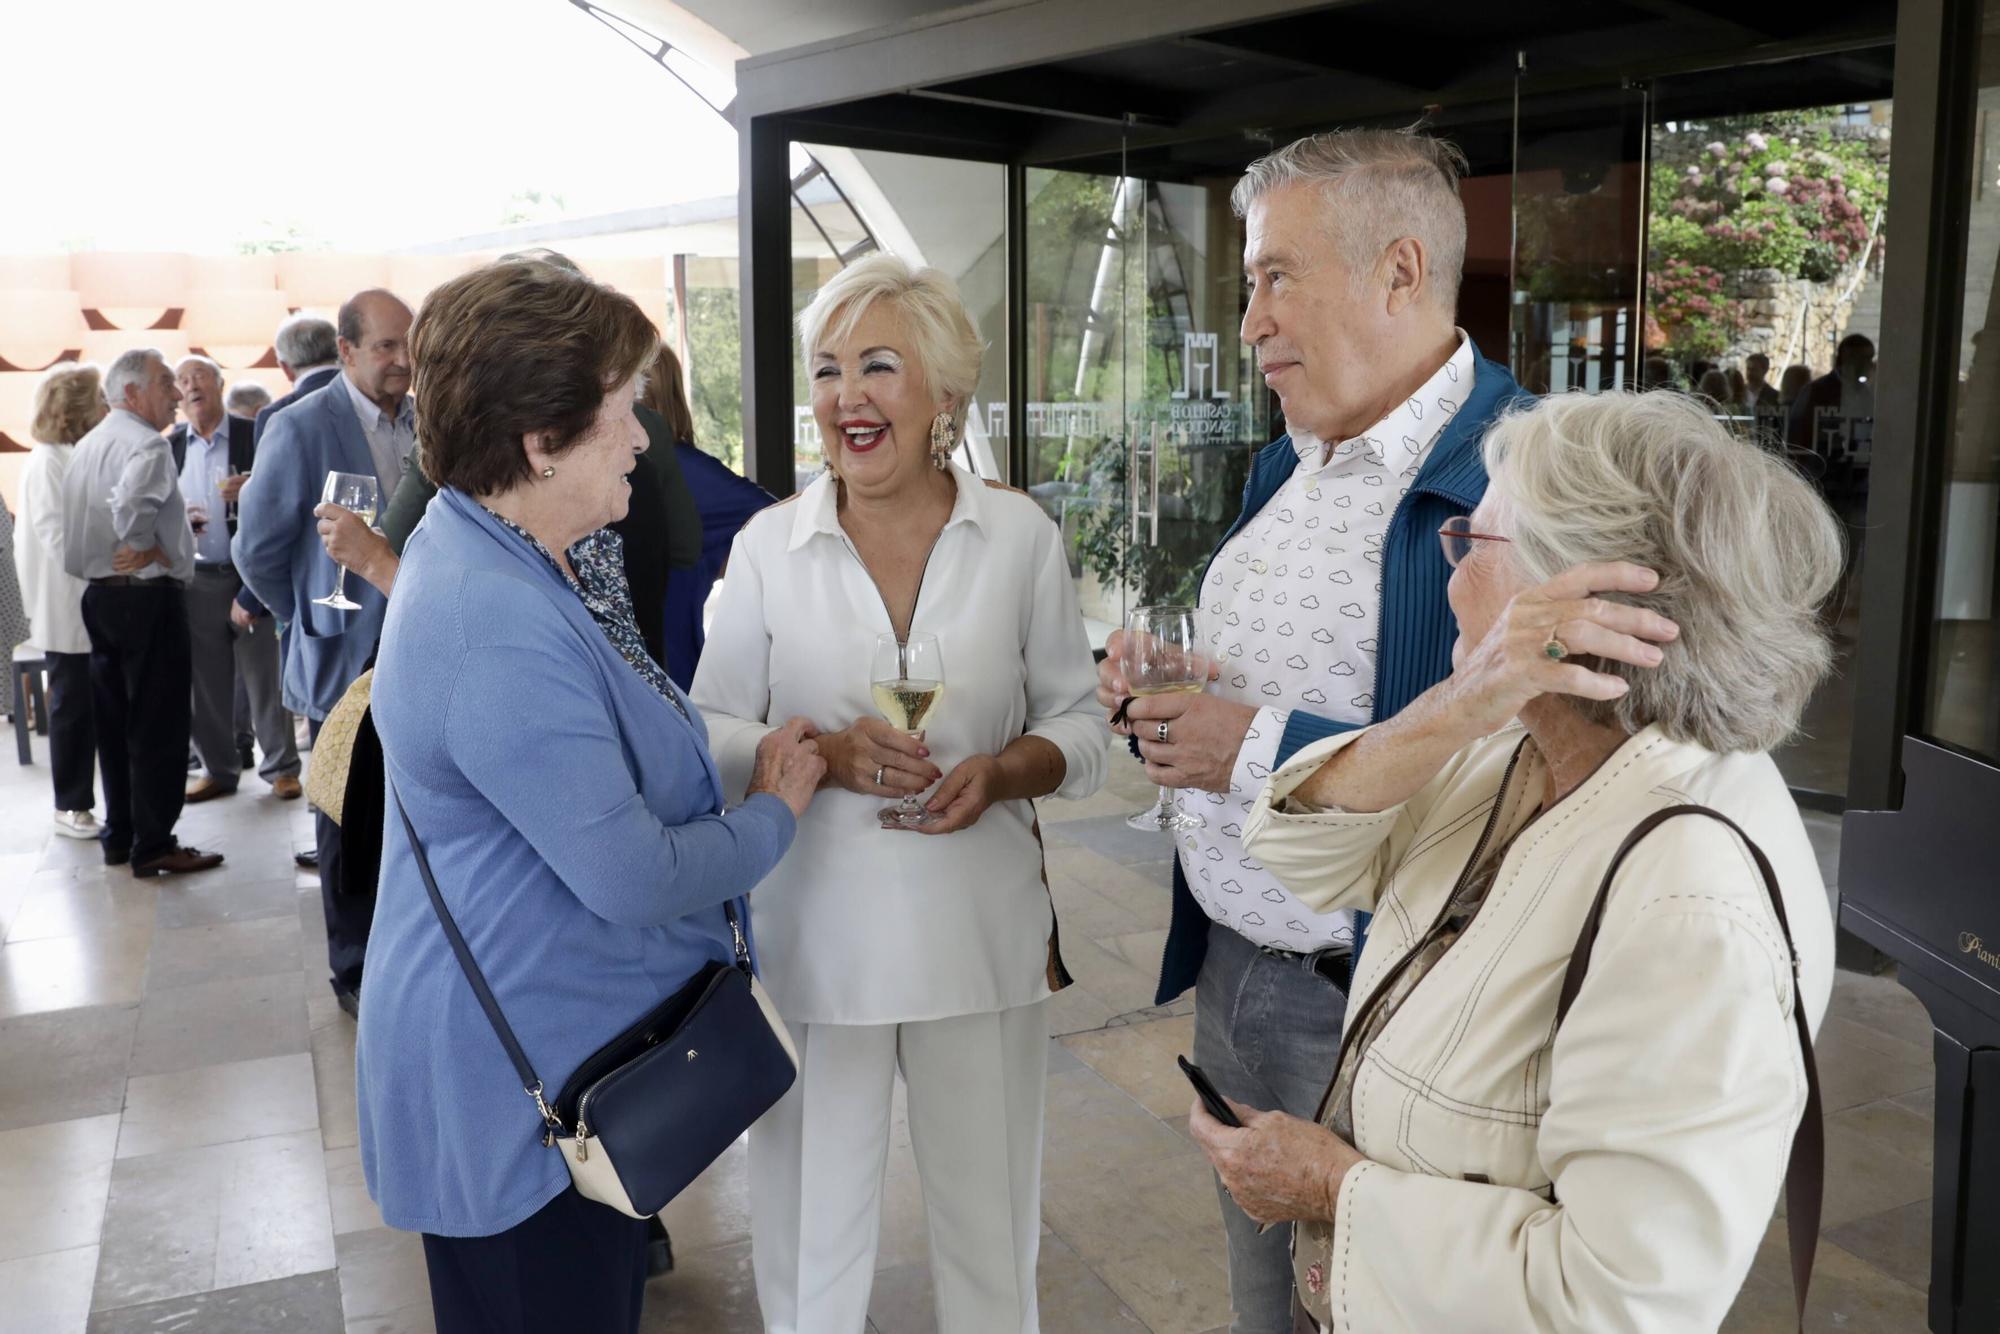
[1022,167,1269,648]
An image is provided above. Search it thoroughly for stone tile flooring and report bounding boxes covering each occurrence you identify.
[0,723,1940,1332]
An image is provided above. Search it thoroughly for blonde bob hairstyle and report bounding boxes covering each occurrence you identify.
[796,253,984,447]
[1482,390,1844,754]
[31,362,109,446]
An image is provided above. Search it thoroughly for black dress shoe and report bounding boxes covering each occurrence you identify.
[103,846,131,867]
[295,848,319,869]
[335,988,360,1020]
[132,844,225,878]
[238,743,256,771]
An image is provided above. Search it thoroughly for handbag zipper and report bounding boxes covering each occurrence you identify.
[1313,737,1531,1123]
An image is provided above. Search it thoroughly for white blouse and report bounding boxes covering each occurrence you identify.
[691,465,1110,1025]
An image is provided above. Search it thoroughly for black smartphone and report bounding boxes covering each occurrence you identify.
[1178,1055,1243,1128]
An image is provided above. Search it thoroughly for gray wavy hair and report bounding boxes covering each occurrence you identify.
[102,348,167,409]
[1231,127,1469,311]
[1483,390,1845,754]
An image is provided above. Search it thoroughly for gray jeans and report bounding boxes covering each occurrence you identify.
[1193,921,1350,1334]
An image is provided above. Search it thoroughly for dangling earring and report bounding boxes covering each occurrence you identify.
[929,412,954,472]
[540,464,556,478]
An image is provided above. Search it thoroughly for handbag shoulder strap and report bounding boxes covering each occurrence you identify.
[390,785,755,1137]
[393,790,560,1136]
[1555,803,1822,1334]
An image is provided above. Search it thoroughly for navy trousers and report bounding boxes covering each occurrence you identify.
[422,1186,649,1334]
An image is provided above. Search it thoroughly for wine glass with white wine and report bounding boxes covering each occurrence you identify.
[1123,604,1205,833]
[312,470,380,612]
[871,631,944,829]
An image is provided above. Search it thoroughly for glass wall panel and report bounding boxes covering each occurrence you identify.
[1511,93,1649,395]
[1021,169,1268,649]
[1645,95,1893,799]
[1925,8,2000,763]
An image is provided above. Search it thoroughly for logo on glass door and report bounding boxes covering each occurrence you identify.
[1172,332,1237,440]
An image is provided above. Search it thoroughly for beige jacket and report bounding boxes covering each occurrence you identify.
[1242,723,1833,1333]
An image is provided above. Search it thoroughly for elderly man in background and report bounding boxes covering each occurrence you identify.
[234,288,415,1018]
[255,313,342,446]
[60,348,224,878]
[168,355,300,803]
[1096,128,1530,1333]
[225,381,272,419]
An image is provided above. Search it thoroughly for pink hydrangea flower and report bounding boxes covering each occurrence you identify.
[1707,141,1728,158]
[1767,177,1790,194]
[1747,131,1769,151]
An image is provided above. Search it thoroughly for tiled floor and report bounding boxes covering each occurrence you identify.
[0,722,1940,1333]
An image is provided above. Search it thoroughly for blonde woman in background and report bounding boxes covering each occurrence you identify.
[15,363,108,839]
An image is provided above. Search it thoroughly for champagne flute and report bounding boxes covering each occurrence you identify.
[1123,604,1205,833]
[870,631,945,829]
[313,470,380,611]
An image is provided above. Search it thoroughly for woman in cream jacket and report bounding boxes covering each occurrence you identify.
[1189,390,1842,1332]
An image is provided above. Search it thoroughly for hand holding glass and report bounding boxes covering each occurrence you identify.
[871,631,944,828]
[313,471,380,611]
[1124,605,1205,833]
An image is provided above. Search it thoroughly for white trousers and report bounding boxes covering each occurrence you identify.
[749,1000,1048,1334]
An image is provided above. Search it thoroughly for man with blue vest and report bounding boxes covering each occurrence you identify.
[1099,128,1532,1333]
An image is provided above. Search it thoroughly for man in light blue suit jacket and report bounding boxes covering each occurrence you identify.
[233,288,415,1015]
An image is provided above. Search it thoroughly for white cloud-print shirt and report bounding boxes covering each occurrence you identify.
[1180,333,1476,953]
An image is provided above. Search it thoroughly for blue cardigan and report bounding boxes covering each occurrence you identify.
[356,488,797,1237]
[1153,348,1531,1005]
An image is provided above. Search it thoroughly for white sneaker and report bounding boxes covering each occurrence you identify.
[52,810,100,840]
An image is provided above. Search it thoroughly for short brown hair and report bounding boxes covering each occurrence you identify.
[32,363,108,445]
[640,343,696,445]
[410,260,659,496]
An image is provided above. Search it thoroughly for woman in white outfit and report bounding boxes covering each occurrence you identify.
[14,363,108,840]
[692,253,1109,1334]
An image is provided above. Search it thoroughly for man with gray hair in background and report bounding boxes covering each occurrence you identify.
[255,313,341,446]
[1095,127,1531,1331]
[168,355,300,803]
[60,347,224,878]
[225,381,272,419]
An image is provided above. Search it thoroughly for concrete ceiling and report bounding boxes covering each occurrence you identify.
[602,0,983,61]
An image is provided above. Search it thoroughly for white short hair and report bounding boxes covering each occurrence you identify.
[175,354,223,387]
[796,253,984,444]
[1232,127,1469,312]
[103,348,167,408]
[1482,390,1845,754]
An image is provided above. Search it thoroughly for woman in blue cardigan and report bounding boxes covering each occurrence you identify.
[356,258,824,1333]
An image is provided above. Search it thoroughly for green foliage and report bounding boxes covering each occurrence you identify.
[683,286,743,472]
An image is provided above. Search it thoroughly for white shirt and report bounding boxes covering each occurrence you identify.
[1180,334,1476,953]
[692,465,1111,1024]
[177,417,233,564]
[14,443,90,653]
[340,371,417,492]
[60,408,195,584]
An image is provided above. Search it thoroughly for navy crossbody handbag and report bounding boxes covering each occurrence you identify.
[394,791,799,1219]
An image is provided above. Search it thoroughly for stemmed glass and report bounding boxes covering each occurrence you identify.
[313,471,380,611]
[1123,604,1205,833]
[870,631,944,829]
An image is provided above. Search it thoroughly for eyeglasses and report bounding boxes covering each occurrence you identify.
[1438,516,1511,568]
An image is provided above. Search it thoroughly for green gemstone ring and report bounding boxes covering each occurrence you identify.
[1544,638,1570,662]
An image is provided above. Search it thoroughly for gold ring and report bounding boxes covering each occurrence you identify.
[1544,637,1570,661]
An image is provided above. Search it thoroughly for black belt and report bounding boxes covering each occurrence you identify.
[195,561,237,573]
[1258,942,1353,992]
[88,575,173,588]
